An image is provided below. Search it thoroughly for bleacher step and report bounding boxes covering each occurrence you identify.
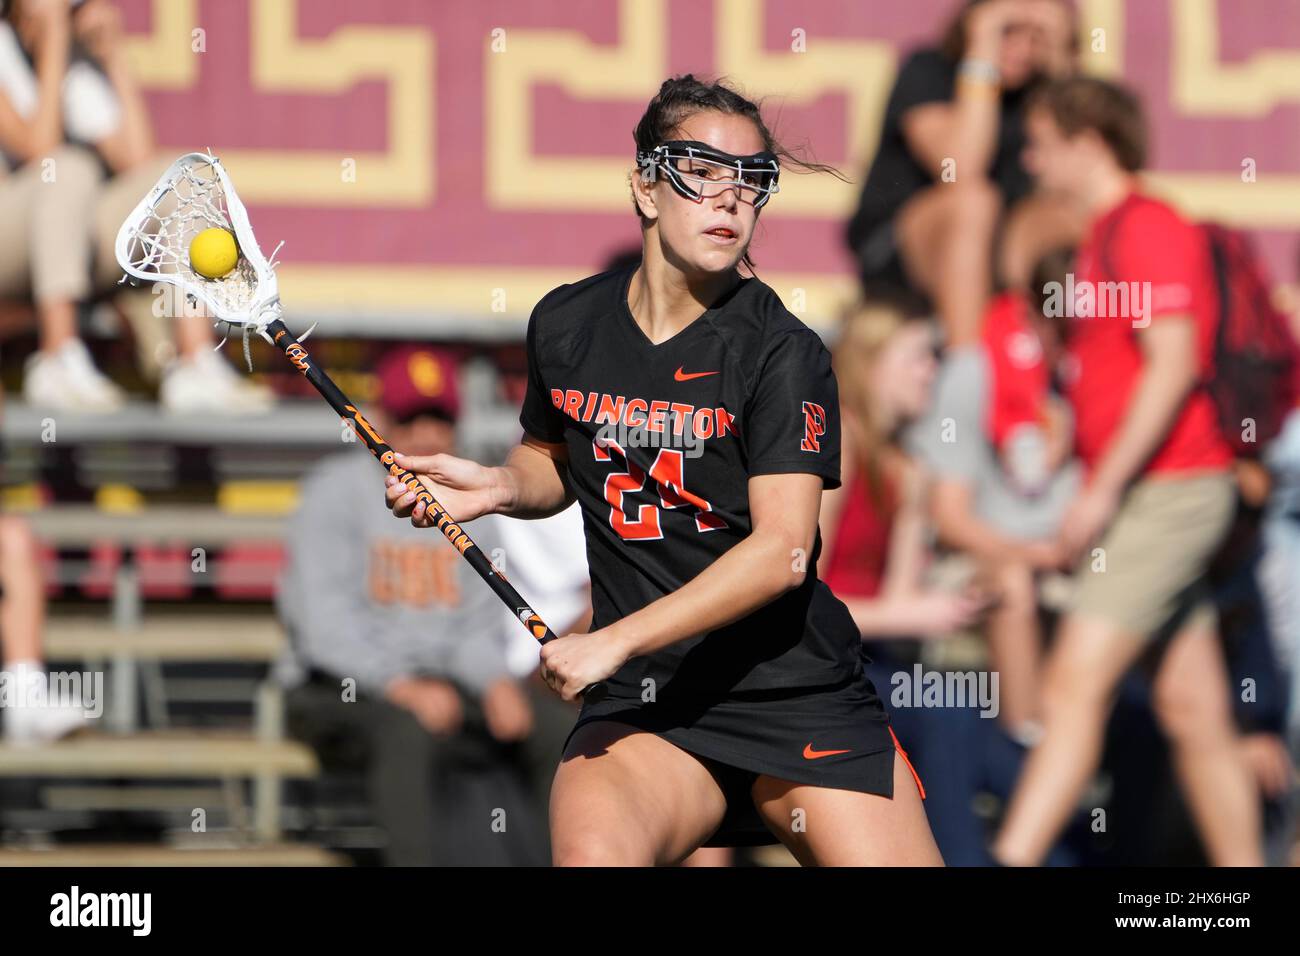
[0,732,318,778]
[0,843,345,866]
[44,616,285,662]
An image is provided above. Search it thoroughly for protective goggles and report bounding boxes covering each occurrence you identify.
[635,140,781,209]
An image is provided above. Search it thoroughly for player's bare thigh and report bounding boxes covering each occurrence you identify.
[550,720,729,866]
[751,754,944,866]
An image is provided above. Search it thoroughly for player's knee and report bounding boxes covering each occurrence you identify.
[552,831,649,867]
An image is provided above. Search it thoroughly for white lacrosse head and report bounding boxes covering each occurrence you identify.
[115,152,281,332]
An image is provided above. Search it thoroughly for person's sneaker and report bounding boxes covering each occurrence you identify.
[22,339,127,413]
[160,349,275,415]
[1,664,89,747]
[3,701,89,746]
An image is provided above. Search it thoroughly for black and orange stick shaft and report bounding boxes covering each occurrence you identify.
[265,318,604,700]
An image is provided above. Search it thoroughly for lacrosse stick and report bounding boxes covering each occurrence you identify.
[115,152,603,700]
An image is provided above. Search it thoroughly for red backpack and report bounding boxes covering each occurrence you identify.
[1098,214,1299,458]
[1202,224,1300,457]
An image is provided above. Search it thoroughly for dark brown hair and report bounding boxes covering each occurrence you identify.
[631,74,845,269]
[1028,75,1147,171]
[833,291,933,514]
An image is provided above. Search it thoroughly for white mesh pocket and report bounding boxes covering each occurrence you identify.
[116,152,280,331]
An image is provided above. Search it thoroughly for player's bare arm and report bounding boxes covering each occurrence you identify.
[498,435,574,518]
[384,434,572,526]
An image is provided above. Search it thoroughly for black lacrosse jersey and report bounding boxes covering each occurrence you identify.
[520,266,862,700]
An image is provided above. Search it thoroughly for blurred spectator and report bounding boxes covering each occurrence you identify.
[1245,255,1300,860]
[0,377,87,744]
[1265,410,1300,756]
[992,76,1262,866]
[0,0,269,413]
[907,247,1080,739]
[1261,257,1300,755]
[820,293,988,636]
[1210,499,1295,864]
[488,500,598,864]
[846,0,1084,346]
[276,345,544,865]
[0,511,87,744]
[822,294,1021,865]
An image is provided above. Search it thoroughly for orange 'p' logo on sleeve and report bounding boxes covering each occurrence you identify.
[801,401,826,452]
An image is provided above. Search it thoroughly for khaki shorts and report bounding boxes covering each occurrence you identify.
[1068,472,1236,641]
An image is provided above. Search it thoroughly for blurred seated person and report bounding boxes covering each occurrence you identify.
[822,294,1022,865]
[277,346,541,865]
[487,498,595,865]
[907,247,1080,742]
[820,293,989,638]
[0,381,88,744]
[0,0,268,413]
[846,0,1084,347]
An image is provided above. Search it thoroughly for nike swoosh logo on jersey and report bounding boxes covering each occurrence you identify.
[803,743,851,759]
[674,366,720,381]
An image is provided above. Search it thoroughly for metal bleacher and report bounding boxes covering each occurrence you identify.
[0,372,520,865]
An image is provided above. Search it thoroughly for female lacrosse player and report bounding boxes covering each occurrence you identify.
[385,75,941,865]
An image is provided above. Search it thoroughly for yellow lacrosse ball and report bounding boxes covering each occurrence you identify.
[188,227,239,279]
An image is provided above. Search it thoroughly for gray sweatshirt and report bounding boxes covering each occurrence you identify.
[275,450,512,697]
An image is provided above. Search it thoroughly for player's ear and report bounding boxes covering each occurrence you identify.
[630,166,659,222]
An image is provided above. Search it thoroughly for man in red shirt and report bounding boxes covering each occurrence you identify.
[991,77,1262,865]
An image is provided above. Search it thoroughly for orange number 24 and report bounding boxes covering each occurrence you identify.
[594,438,727,540]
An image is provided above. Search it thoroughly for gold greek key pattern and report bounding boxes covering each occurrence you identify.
[485,0,666,211]
[714,0,894,217]
[1173,0,1300,115]
[128,0,433,205]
